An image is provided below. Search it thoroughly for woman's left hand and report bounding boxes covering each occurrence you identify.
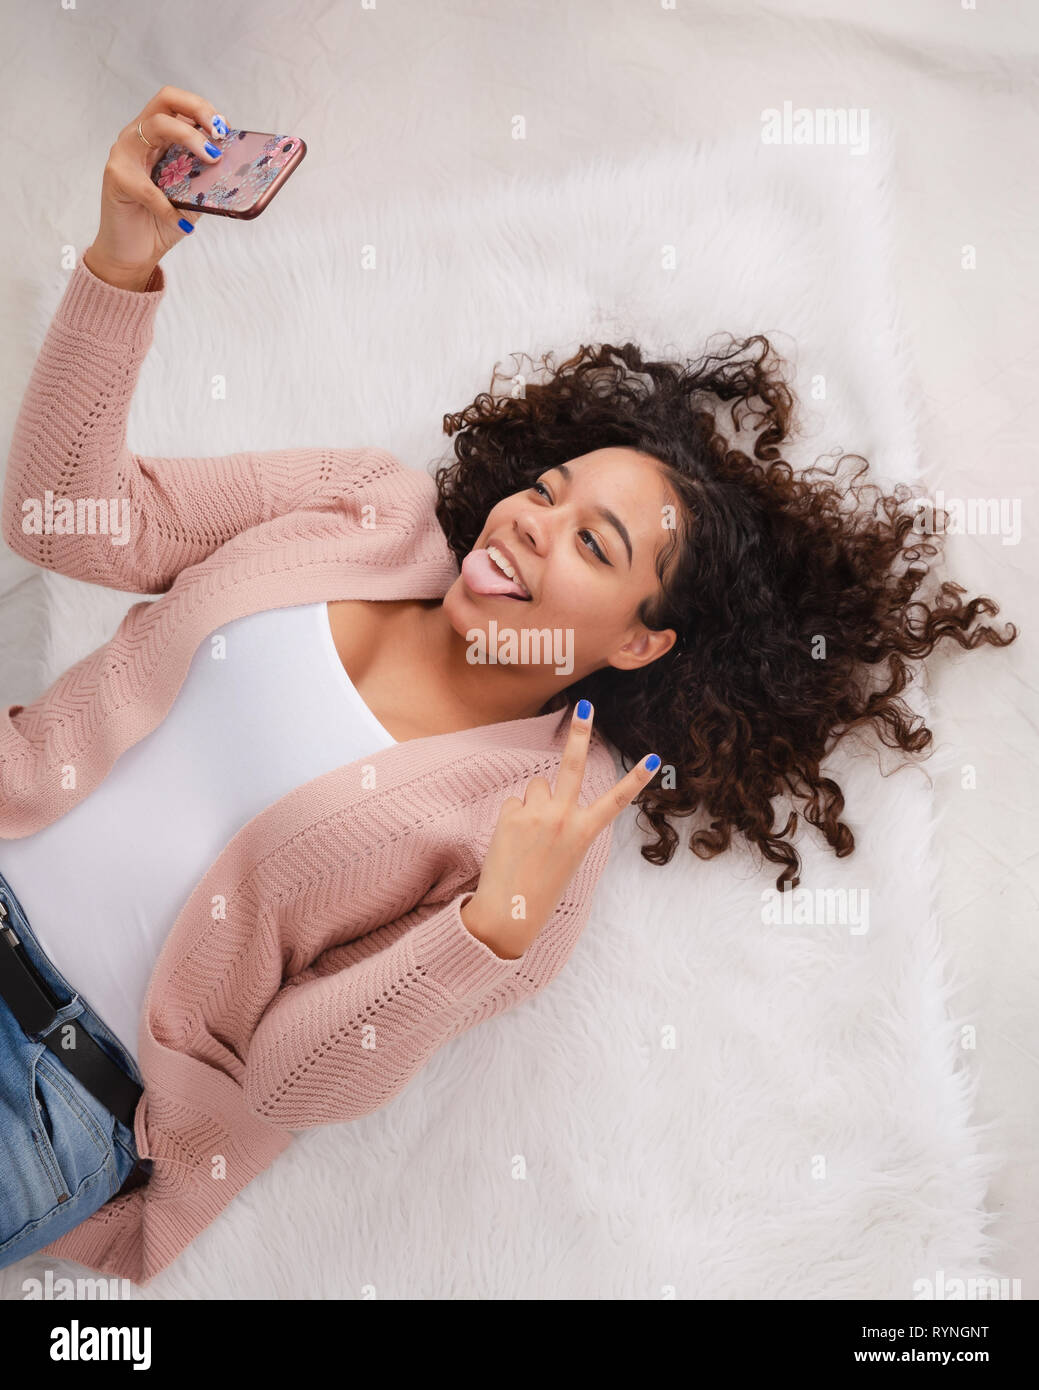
[459,702,660,959]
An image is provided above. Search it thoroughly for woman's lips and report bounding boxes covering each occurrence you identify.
[460,547,532,600]
[487,539,531,597]
[462,580,532,601]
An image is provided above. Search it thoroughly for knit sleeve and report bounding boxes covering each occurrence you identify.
[2,253,414,595]
[241,819,613,1130]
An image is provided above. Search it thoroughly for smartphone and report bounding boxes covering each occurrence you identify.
[150,126,307,221]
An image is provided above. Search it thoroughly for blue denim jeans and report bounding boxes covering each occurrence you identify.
[0,866,150,1270]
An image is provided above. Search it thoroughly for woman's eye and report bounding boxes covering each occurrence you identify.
[531,480,607,562]
[580,530,607,562]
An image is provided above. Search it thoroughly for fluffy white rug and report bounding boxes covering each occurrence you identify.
[1,127,1009,1298]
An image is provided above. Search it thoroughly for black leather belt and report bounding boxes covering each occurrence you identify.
[0,899,143,1132]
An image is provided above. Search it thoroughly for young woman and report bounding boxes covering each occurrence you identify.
[0,86,1017,1280]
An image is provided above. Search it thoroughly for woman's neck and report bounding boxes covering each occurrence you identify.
[404,598,573,729]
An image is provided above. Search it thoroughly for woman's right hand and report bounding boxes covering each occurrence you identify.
[460,702,659,960]
[83,85,229,290]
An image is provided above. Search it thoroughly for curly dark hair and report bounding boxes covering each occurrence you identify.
[431,335,1018,891]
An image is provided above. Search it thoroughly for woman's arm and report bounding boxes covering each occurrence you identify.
[2,254,408,594]
[242,856,608,1130]
[3,85,415,595]
[242,891,525,1128]
[242,721,628,1131]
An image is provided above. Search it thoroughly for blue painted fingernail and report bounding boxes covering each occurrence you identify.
[576,699,591,720]
[177,218,194,234]
[212,115,229,136]
[645,753,661,771]
[204,141,223,158]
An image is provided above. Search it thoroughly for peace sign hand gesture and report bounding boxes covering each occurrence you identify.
[459,701,661,960]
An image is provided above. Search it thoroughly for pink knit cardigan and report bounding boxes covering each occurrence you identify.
[0,254,617,1285]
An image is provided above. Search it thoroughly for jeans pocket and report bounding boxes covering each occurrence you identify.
[29,1043,113,1205]
[0,1042,125,1268]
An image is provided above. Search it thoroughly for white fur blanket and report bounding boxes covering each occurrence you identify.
[1,84,1009,1298]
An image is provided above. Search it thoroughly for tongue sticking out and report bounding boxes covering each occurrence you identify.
[461,548,529,599]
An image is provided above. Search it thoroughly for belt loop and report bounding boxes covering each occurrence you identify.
[26,992,87,1045]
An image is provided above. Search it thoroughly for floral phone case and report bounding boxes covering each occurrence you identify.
[150,127,307,220]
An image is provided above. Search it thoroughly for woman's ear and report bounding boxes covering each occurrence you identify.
[608,626,677,672]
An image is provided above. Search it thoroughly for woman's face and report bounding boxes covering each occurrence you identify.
[443,446,681,679]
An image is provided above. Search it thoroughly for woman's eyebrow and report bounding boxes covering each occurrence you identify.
[547,462,634,568]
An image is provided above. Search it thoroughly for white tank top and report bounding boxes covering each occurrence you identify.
[0,601,397,1066]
